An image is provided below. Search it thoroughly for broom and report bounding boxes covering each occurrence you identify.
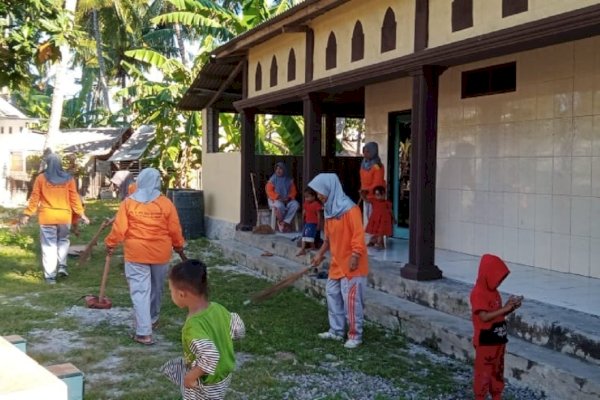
[244,266,313,305]
[78,217,115,266]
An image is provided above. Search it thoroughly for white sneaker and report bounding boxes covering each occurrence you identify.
[344,339,362,349]
[318,331,344,341]
[58,266,69,277]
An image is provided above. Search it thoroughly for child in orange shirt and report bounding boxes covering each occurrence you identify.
[470,254,523,400]
[296,187,323,256]
[365,186,393,249]
[309,173,368,349]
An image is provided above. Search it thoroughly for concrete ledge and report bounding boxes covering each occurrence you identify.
[233,231,600,365]
[204,217,236,240]
[217,237,600,400]
[46,363,84,400]
[3,335,26,353]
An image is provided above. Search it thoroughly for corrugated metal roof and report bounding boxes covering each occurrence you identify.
[0,97,36,120]
[108,125,155,161]
[178,61,243,111]
[54,127,130,157]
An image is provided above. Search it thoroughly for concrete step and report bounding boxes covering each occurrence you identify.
[217,238,600,400]
[234,231,600,366]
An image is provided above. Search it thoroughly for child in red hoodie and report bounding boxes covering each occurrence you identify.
[470,254,523,400]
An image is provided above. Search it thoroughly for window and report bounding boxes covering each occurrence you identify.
[270,56,278,87]
[462,62,516,98]
[381,8,397,53]
[255,62,262,92]
[326,32,337,70]
[502,0,528,17]
[10,152,24,172]
[287,48,296,82]
[8,126,12,134]
[351,21,364,62]
[20,127,23,133]
[452,0,473,32]
[1,127,4,134]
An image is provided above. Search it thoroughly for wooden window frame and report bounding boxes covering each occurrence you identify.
[502,0,528,17]
[326,32,337,70]
[255,62,262,92]
[270,56,278,87]
[452,0,473,32]
[461,62,517,99]
[287,48,296,82]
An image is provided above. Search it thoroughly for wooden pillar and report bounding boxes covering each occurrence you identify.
[238,108,256,230]
[205,108,219,153]
[303,94,322,186]
[324,114,336,169]
[401,66,444,281]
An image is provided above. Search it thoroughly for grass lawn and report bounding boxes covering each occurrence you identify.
[0,200,479,400]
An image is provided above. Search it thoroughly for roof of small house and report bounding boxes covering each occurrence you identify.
[108,125,156,162]
[0,97,38,120]
[54,127,131,158]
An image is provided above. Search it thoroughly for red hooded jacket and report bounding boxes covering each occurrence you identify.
[470,254,510,347]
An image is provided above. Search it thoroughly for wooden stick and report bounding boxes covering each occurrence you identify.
[97,254,111,301]
[247,267,312,304]
[78,217,115,266]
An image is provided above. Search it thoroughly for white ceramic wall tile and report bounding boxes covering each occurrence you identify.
[590,238,600,278]
[553,79,574,118]
[535,194,553,232]
[517,121,537,157]
[488,225,504,258]
[489,158,504,192]
[447,190,462,222]
[503,193,519,228]
[503,123,519,157]
[503,227,519,263]
[553,118,574,157]
[571,197,591,237]
[474,158,490,191]
[591,157,600,197]
[518,193,535,230]
[535,158,553,194]
[503,158,519,193]
[511,85,537,122]
[518,158,536,193]
[591,115,600,156]
[463,102,483,126]
[535,119,554,157]
[474,223,488,255]
[487,192,504,226]
[571,157,592,196]
[460,158,476,189]
[551,233,571,273]
[551,195,571,234]
[460,190,475,223]
[534,231,552,269]
[436,189,450,223]
[569,236,590,277]
[517,229,535,266]
[573,82,594,117]
[594,78,600,116]
[572,116,593,156]
[474,191,489,224]
[552,157,572,195]
[536,81,555,120]
[590,197,600,239]
[459,222,475,254]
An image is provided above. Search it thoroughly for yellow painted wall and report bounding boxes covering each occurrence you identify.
[364,78,412,169]
[429,0,600,48]
[312,0,414,80]
[201,152,241,223]
[248,34,306,97]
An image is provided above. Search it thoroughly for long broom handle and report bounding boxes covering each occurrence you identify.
[79,216,116,266]
[98,254,111,301]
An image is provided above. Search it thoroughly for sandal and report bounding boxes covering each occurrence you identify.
[132,334,155,345]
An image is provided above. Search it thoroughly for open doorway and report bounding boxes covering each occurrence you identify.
[387,111,411,239]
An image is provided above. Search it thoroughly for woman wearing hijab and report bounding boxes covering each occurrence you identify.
[105,168,185,345]
[359,142,386,226]
[309,173,369,349]
[265,161,300,232]
[22,152,89,284]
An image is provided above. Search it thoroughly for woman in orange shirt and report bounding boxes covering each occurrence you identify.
[265,162,300,232]
[105,168,185,345]
[359,142,385,227]
[22,152,89,284]
[310,173,369,349]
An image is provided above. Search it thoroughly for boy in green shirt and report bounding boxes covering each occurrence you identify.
[161,259,245,399]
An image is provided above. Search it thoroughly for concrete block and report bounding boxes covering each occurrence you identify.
[3,335,26,353]
[46,363,84,400]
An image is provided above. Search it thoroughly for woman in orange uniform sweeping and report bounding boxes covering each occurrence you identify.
[105,168,185,345]
[309,173,369,349]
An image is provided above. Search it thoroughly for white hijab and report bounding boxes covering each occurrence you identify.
[129,168,161,204]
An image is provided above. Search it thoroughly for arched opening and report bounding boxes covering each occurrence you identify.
[381,7,397,53]
[270,56,278,87]
[287,48,296,82]
[326,31,337,70]
[351,21,364,62]
[255,62,262,92]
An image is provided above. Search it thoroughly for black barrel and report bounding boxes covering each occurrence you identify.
[166,189,205,239]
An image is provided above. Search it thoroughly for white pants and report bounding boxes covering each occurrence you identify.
[325,276,366,341]
[125,261,169,336]
[40,224,70,279]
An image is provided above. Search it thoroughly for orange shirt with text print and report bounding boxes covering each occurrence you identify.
[324,206,369,279]
[105,195,185,264]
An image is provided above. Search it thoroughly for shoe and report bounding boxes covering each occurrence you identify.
[318,331,344,341]
[45,278,56,285]
[58,266,69,277]
[344,339,362,349]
